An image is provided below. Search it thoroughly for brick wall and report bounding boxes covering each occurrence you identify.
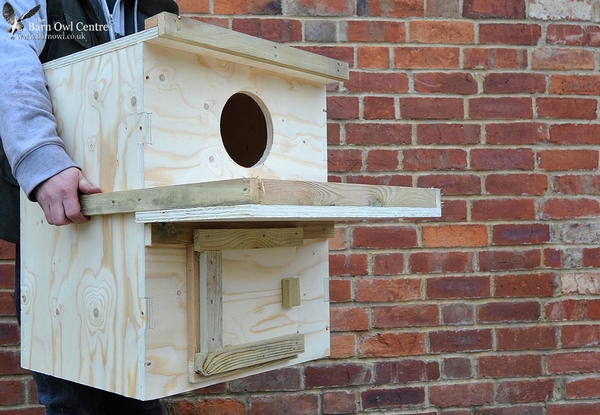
[3,0,600,413]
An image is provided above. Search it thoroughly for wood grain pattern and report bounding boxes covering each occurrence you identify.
[145,13,349,83]
[193,228,303,251]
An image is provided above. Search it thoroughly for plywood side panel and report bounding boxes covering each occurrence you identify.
[21,44,148,397]
[141,43,327,187]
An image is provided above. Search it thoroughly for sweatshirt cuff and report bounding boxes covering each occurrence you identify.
[15,144,78,199]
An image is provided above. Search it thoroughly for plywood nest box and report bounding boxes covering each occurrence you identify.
[20,13,441,400]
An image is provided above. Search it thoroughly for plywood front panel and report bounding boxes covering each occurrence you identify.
[20,207,146,397]
[141,43,327,188]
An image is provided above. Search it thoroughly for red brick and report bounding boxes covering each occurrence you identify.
[0,263,15,289]
[417,174,480,197]
[304,20,337,42]
[346,123,411,145]
[372,252,404,275]
[0,291,16,317]
[363,96,395,120]
[299,46,354,64]
[532,48,595,70]
[486,122,548,145]
[0,351,28,375]
[403,149,467,171]
[472,148,535,170]
[410,251,474,274]
[177,0,210,13]
[229,368,301,392]
[538,97,597,120]
[214,0,281,14]
[327,148,362,172]
[546,351,600,374]
[361,387,425,410]
[0,240,16,260]
[472,199,536,221]
[366,148,399,170]
[442,303,474,325]
[422,224,488,248]
[323,391,357,414]
[492,224,551,246]
[551,124,600,144]
[249,394,318,415]
[479,354,543,377]
[545,248,562,268]
[305,363,371,388]
[232,18,302,41]
[442,357,472,379]
[485,174,548,196]
[327,122,340,145]
[375,359,440,383]
[327,96,359,120]
[550,74,600,95]
[0,408,45,415]
[538,149,599,171]
[357,46,390,69]
[346,174,413,187]
[479,249,542,272]
[352,226,417,249]
[429,329,493,353]
[478,301,541,323]
[329,253,368,276]
[345,20,405,42]
[414,72,478,95]
[546,299,600,321]
[494,273,555,298]
[0,380,24,405]
[401,97,464,120]
[359,332,426,357]
[497,379,554,403]
[329,279,351,303]
[477,406,544,415]
[345,72,409,93]
[355,278,421,302]
[394,47,460,69]
[469,97,533,119]
[583,247,600,267]
[0,321,20,345]
[426,276,490,299]
[330,306,369,331]
[410,20,474,43]
[562,324,600,348]
[427,0,460,17]
[430,383,494,408]
[547,24,600,47]
[479,24,541,45]
[483,73,545,94]
[565,377,600,399]
[463,0,525,18]
[329,334,355,359]
[373,305,438,328]
[547,403,600,415]
[357,0,424,18]
[540,198,600,220]
[464,48,528,69]
[554,175,600,196]
[496,326,558,351]
[417,124,480,145]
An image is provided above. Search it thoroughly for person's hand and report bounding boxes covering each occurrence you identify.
[33,167,101,226]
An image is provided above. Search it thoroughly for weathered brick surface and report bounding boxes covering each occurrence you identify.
[6,2,600,414]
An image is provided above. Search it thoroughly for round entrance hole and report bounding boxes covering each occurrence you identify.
[220,92,272,168]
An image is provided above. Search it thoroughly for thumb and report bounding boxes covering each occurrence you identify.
[77,171,102,195]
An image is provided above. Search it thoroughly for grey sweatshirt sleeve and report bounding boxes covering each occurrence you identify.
[0,0,77,198]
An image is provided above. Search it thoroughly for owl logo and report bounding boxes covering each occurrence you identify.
[3,2,40,39]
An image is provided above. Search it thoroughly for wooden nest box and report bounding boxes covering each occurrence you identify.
[20,13,441,400]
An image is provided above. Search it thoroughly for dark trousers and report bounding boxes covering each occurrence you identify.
[14,244,163,415]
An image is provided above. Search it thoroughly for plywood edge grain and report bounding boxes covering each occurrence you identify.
[146,13,349,83]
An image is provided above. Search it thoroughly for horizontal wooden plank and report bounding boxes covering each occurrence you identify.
[146,13,349,83]
[81,178,440,216]
[194,334,305,377]
[145,222,335,246]
[193,228,303,251]
[136,204,441,223]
